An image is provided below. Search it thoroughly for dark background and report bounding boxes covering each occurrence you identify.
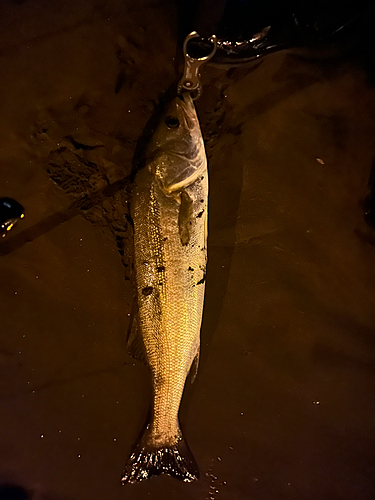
[0,1,375,499]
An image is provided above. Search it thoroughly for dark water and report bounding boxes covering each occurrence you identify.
[1,1,375,499]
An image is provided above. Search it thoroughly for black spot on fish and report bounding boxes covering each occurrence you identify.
[157,266,165,272]
[201,176,204,180]
[188,266,194,271]
[158,282,162,286]
[197,210,204,218]
[163,237,168,241]
[196,273,206,286]
[200,199,204,203]
[142,286,153,296]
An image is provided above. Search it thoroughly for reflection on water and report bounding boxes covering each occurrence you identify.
[0,1,375,499]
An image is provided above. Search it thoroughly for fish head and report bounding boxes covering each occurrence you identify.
[147,92,206,194]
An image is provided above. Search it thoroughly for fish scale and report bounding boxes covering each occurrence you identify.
[133,170,207,434]
[122,92,208,483]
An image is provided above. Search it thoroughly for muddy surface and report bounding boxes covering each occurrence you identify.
[1,1,375,499]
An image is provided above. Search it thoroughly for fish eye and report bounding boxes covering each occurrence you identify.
[165,116,180,129]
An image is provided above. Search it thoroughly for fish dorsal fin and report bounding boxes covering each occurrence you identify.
[189,347,200,384]
[126,307,148,365]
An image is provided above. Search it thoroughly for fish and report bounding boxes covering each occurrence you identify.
[121,92,208,484]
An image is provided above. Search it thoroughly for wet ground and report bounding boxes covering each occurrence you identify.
[1,1,375,499]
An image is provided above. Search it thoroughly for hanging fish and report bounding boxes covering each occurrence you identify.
[122,91,208,483]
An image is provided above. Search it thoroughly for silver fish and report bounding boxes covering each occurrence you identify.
[122,92,208,483]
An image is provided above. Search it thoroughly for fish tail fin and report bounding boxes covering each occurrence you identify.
[121,427,199,484]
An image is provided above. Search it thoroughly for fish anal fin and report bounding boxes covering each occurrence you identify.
[126,312,148,365]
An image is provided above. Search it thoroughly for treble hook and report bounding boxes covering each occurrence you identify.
[177,31,217,100]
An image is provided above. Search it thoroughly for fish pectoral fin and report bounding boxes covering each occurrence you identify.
[189,347,200,384]
[126,312,148,365]
[178,190,193,246]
